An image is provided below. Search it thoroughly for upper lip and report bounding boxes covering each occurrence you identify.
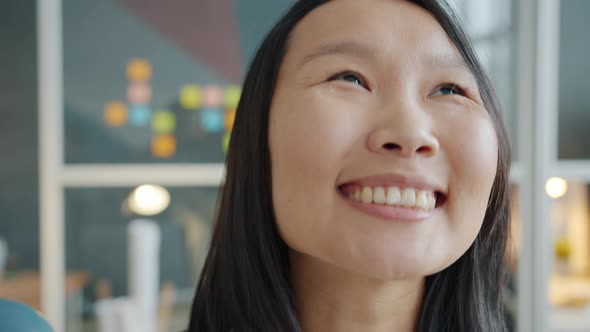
[338,173,446,194]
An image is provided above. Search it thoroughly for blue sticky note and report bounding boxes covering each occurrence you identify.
[201,108,224,133]
[129,105,151,127]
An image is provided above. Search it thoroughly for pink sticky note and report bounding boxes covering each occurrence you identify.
[202,85,223,108]
[127,82,152,105]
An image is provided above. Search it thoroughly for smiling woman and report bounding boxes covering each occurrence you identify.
[188,0,511,331]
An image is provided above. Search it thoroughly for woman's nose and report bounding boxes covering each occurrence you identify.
[367,108,440,158]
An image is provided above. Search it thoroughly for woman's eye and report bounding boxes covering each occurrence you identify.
[328,72,368,89]
[431,84,466,97]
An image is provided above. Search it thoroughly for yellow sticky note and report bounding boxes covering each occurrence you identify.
[222,132,231,153]
[151,135,176,158]
[104,101,128,127]
[223,85,242,109]
[127,58,152,82]
[180,84,202,110]
[152,110,176,134]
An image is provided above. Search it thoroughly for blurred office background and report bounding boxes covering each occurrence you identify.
[0,0,588,331]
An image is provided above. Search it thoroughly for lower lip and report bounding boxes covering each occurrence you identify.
[340,192,436,222]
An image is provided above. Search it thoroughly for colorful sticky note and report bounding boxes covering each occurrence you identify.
[222,132,231,153]
[203,85,223,108]
[127,58,152,82]
[224,109,236,131]
[129,105,151,127]
[180,84,202,110]
[104,101,128,127]
[223,85,242,109]
[151,135,176,158]
[127,82,152,104]
[200,108,224,133]
[152,110,176,134]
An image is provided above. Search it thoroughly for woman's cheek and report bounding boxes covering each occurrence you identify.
[468,117,498,184]
[273,92,366,171]
[443,110,498,179]
[444,113,498,228]
[269,91,367,243]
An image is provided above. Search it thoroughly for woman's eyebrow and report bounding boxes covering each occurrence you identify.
[299,41,471,73]
[299,41,375,68]
[426,54,470,72]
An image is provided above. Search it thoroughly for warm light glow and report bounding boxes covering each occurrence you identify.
[128,185,170,216]
[546,177,568,199]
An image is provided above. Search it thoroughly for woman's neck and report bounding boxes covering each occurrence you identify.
[291,252,424,332]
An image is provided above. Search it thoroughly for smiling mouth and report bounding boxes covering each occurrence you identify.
[338,184,447,211]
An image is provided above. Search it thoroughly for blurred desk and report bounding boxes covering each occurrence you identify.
[0,271,89,331]
[550,275,590,332]
[0,270,89,310]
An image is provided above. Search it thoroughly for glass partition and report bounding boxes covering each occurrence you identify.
[64,186,218,331]
[557,0,590,160]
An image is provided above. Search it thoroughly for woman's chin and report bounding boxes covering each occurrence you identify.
[354,262,429,281]
[338,253,452,282]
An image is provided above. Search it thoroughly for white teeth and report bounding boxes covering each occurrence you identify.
[401,188,416,207]
[347,186,439,211]
[428,194,436,209]
[416,191,428,209]
[361,186,373,203]
[373,187,386,204]
[386,187,401,205]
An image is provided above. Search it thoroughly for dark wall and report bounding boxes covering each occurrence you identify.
[558,0,590,159]
[0,0,39,269]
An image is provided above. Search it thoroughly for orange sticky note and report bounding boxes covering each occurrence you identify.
[127,58,152,82]
[224,109,236,131]
[151,135,176,158]
[104,101,128,127]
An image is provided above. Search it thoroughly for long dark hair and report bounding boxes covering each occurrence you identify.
[188,1,512,331]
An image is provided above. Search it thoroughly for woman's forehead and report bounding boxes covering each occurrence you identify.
[288,0,458,62]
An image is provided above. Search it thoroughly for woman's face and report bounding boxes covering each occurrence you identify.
[269,0,498,280]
